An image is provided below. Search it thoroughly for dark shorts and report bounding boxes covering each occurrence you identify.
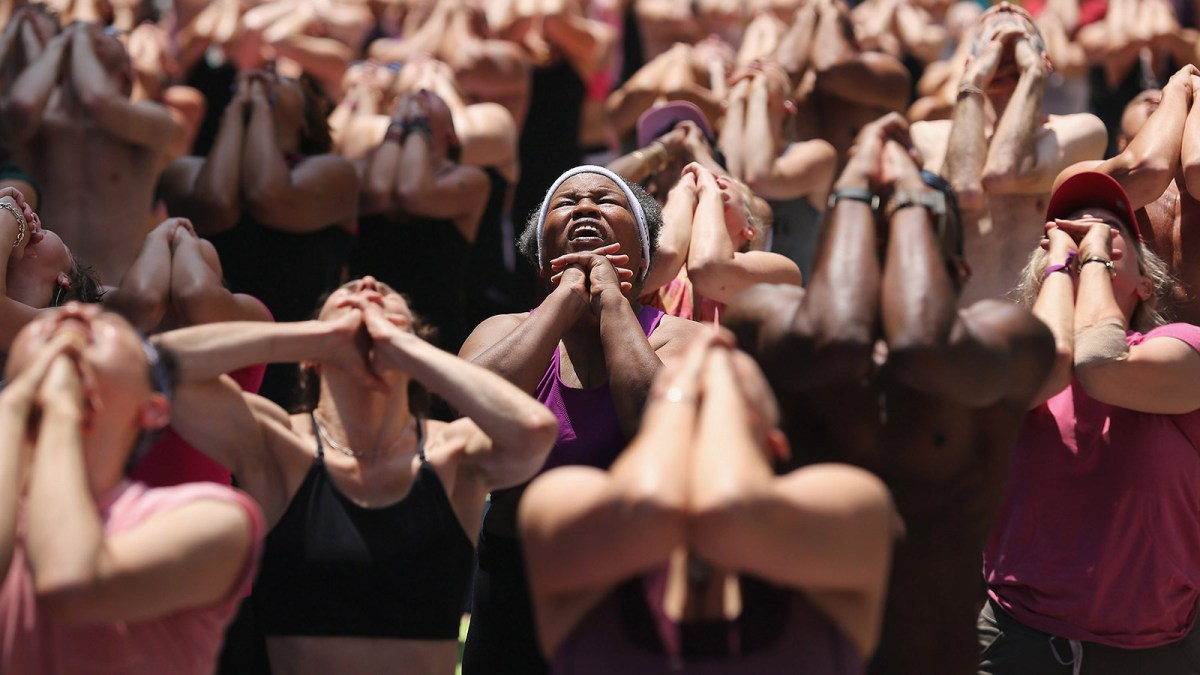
[979,598,1200,675]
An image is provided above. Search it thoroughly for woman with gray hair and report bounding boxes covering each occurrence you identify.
[982,171,1200,673]
[460,165,704,674]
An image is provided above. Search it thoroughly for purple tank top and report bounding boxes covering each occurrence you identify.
[551,572,863,675]
[533,304,665,473]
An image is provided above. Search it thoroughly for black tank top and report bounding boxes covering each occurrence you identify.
[254,414,475,640]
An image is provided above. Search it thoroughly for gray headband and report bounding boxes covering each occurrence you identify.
[535,165,651,282]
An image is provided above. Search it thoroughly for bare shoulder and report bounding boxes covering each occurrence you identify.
[459,311,532,359]
[649,314,704,357]
[1043,113,1107,144]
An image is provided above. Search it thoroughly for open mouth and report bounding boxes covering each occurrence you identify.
[567,220,607,247]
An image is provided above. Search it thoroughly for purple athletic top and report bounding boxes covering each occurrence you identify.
[551,571,863,675]
[532,304,666,473]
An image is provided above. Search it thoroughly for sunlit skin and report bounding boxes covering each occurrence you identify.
[7,304,166,494]
[7,230,73,308]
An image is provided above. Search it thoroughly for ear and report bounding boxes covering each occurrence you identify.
[1135,275,1153,301]
[783,98,798,115]
[955,258,973,285]
[767,428,791,463]
[743,226,756,241]
[139,392,171,432]
[56,272,71,288]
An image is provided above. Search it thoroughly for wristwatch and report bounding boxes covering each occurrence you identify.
[827,187,879,212]
[883,190,947,235]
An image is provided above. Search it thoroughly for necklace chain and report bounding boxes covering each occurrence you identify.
[312,411,416,458]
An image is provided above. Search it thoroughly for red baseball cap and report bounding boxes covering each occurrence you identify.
[1045,171,1143,241]
[637,101,715,149]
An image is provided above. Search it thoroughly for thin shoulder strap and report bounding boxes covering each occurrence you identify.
[308,411,325,461]
[416,417,426,462]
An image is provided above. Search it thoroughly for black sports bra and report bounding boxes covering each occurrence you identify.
[254,414,475,640]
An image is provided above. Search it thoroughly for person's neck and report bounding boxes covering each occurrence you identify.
[315,376,416,462]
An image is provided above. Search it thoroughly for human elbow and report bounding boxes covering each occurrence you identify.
[35,574,100,623]
[523,408,560,464]
[1183,159,1200,201]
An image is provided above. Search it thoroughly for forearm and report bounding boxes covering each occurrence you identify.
[70,29,119,109]
[394,132,439,207]
[943,90,989,212]
[468,291,583,393]
[1182,93,1200,200]
[776,9,816,75]
[543,12,613,80]
[740,77,776,186]
[686,190,737,279]
[641,186,693,293]
[105,232,172,332]
[155,320,335,382]
[240,98,293,210]
[804,183,880,365]
[0,397,30,577]
[718,85,748,178]
[362,130,403,215]
[3,36,66,140]
[881,206,956,349]
[1073,264,1126,329]
[598,292,662,436]
[268,35,353,91]
[25,404,99,598]
[380,332,556,452]
[983,70,1048,188]
[188,106,245,231]
[1109,81,1186,207]
[1030,251,1077,404]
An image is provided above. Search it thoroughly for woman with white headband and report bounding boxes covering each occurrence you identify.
[460,165,704,674]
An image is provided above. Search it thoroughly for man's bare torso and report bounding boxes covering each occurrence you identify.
[24,91,161,285]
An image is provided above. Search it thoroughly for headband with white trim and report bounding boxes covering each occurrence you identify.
[535,165,651,282]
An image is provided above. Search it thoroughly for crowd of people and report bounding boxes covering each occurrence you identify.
[0,0,1198,673]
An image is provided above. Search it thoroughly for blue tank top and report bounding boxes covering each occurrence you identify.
[254,415,474,640]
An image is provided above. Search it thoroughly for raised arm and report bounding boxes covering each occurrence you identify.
[167,225,272,327]
[158,78,249,235]
[67,25,177,149]
[688,345,893,657]
[23,354,257,624]
[0,334,75,580]
[520,334,712,655]
[1074,67,1194,208]
[2,28,70,143]
[639,169,696,295]
[459,274,586,394]
[1026,220,1080,406]
[1181,74,1200,201]
[880,139,1055,408]
[103,218,178,332]
[943,34,1002,213]
[1071,222,1200,413]
[364,304,557,488]
[810,0,910,112]
[240,78,358,233]
[389,95,491,241]
[686,163,803,302]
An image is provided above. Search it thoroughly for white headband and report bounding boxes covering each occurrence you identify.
[535,165,651,282]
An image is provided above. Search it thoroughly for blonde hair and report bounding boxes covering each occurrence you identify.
[1011,240,1174,332]
[729,177,772,252]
